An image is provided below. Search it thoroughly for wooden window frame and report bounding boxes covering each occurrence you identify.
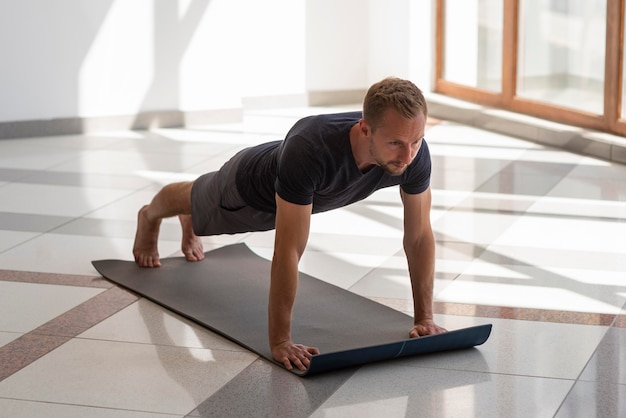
[435,0,626,136]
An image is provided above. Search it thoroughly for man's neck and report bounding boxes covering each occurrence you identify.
[349,121,375,173]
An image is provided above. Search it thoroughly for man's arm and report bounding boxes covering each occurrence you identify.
[269,193,320,370]
[401,187,447,337]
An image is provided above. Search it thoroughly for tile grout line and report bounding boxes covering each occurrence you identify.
[0,284,138,382]
[0,269,623,385]
[0,270,112,288]
[552,319,618,417]
[370,297,619,327]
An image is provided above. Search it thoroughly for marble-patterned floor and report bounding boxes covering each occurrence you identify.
[0,106,624,417]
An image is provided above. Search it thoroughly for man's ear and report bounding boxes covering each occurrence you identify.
[359,119,372,137]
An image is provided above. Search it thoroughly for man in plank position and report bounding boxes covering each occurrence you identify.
[133,77,447,371]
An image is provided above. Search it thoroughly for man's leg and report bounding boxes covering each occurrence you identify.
[179,214,204,262]
[133,181,198,267]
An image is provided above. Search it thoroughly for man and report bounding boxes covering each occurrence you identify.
[133,77,447,371]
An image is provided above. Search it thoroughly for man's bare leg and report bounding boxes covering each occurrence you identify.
[133,182,194,268]
[179,214,204,262]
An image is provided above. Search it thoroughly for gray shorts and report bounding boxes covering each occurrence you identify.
[191,150,276,236]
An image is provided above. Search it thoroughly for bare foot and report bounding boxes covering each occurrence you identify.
[133,206,162,267]
[179,215,204,262]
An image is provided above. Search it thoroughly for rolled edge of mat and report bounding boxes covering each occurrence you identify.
[298,323,493,376]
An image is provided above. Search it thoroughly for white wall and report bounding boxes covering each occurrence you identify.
[368,0,412,82]
[305,0,369,92]
[305,0,433,93]
[0,0,434,126]
[408,0,435,91]
[180,0,307,110]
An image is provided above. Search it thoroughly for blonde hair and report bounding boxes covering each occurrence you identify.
[362,77,427,131]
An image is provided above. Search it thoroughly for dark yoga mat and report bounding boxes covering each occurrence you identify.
[92,243,491,376]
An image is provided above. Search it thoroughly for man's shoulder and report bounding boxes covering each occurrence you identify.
[286,111,361,145]
[292,111,362,130]
[307,110,362,123]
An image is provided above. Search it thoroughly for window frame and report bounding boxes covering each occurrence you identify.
[435,0,626,136]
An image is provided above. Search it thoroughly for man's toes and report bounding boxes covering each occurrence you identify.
[138,254,160,268]
[183,252,195,261]
[184,249,203,262]
[151,255,162,267]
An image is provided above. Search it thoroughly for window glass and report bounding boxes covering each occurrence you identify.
[517,0,606,114]
[443,0,503,91]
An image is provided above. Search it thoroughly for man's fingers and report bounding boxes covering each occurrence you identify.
[274,343,319,371]
[291,345,315,371]
[285,353,307,371]
[292,356,306,371]
[409,321,448,338]
[307,346,320,355]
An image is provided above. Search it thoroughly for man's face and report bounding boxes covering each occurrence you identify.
[367,109,426,176]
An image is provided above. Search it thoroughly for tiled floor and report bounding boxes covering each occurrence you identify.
[0,106,625,417]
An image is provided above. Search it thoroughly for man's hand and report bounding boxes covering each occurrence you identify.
[272,340,320,371]
[409,319,447,338]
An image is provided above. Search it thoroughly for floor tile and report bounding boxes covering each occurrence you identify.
[426,121,537,149]
[516,147,587,165]
[433,209,522,244]
[528,194,626,220]
[249,242,392,290]
[353,240,485,298]
[430,164,502,191]
[565,158,626,180]
[0,331,20,348]
[437,261,626,314]
[475,160,576,196]
[0,146,79,171]
[189,358,355,418]
[429,315,607,380]
[0,183,132,217]
[453,191,540,213]
[0,281,103,333]
[545,174,626,202]
[431,189,471,209]
[348,242,478,300]
[48,149,209,176]
[0,399,181,418]
[0,338,256,416]
[311,360,573,418]
[0,230,39,253]
[0,106,624,417]
[80,299,247,352]
[0,234,179,275]
[52,217,145,240]
[109,129,244,157]
[555,380,626,418]
[493,215,626,254]
[474,244,626,272]
[84,190,178,221]
[0,133,128,151]
[0,167,42,183]
[578,327,626,385]
[309,201,404,240]
[18,170,153,190]
[0,212,74,233]
[347,250,425,300]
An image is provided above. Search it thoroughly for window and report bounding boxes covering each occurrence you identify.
[436,0,626,136]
